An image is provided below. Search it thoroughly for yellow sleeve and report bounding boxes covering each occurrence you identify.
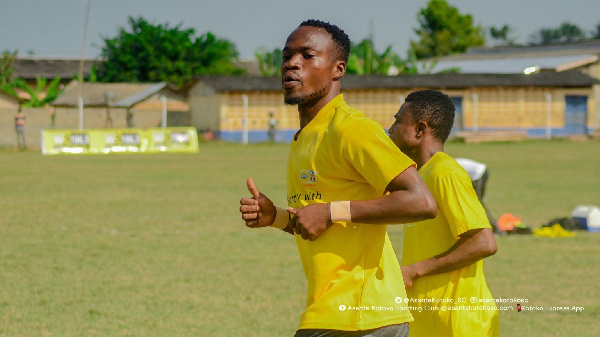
[436,175,491,237]
[339,119,415,195]
[436,174,491,237]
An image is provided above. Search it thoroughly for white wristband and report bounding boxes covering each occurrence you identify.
[330,201,352,222]
[271,207,290,230]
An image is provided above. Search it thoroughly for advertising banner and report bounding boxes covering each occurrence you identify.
[41,127,198,155]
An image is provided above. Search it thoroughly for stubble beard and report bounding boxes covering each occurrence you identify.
[284,84,329,106]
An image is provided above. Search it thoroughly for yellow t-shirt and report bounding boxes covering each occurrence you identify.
[287,95,415,331]
[402,152,499,337]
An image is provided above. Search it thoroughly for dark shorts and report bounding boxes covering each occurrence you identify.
[294,323,409,337]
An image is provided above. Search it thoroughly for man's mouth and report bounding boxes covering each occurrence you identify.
[282,73,300,89]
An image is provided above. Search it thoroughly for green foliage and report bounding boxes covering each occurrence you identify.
[1,49,63,107]
[72,63,98,83]
[347,39,407,75]
[529,22,587,45]
[405,48,451,74]
[345,41,458,75]
[410,0,485,59]
[401,48,460,75]
[0,50,18,86]
[254,47,282,77]
[593,22,600,39]
[98,16,246,86]
[10,76,62,107]
[88,63,98,82]
[489,24,518,46]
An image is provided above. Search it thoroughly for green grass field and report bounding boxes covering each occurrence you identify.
[0,140,599,336]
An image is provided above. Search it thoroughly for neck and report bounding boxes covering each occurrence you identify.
[415,139,444,169]
[297,85,341,128]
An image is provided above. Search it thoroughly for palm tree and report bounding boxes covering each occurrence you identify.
[255,47,282,77]
[347,39,406,75]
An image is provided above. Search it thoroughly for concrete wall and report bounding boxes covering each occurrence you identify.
[0,107,52,149]
[221,91,298,132]
[0,106,191,149]
[189,82,222,131]
[188,85,598,142]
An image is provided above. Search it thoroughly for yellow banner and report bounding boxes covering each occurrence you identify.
[41,128,198,155]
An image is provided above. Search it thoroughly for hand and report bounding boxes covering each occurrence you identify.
[239,178,276,228]
[288,203,333,241]
[401,265,419,289]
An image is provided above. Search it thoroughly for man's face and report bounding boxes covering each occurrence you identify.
[388,102,419,157]
[281,26,338,105]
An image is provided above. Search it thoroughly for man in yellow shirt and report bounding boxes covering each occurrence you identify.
[239,20,437,336]
[387,90,499,336]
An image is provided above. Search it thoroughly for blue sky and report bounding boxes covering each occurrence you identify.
[1,0,599,60]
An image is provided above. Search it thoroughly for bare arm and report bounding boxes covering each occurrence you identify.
[351,166,437,224]
[401,227,497,288]
[289,166,437,240]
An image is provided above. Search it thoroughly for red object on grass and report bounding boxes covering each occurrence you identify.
[497,213,523,231]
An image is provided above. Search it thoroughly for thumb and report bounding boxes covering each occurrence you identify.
[246,177,260,199]
[288,207,298,215]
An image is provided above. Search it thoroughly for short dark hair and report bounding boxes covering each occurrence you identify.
[299,19,350,63]
[405,90,455,142]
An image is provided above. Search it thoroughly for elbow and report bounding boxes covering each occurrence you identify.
[415,183,437,220]
[410,199,437,221]
[485,240,498,257]
[421,194,437,220]
[479,244,497,259]
[481,229,498,257]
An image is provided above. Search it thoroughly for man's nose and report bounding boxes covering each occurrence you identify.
[284,54,301,69]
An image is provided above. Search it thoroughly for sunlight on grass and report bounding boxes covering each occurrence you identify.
[0,139,598,336]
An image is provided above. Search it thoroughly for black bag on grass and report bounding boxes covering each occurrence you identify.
[544,217,582,231]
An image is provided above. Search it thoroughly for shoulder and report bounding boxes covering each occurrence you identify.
[332,102,383,137]
[426,153,472,183]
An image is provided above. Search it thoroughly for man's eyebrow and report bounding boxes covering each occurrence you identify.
[282,46,318,53]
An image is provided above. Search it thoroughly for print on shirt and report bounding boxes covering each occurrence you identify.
[287,191,323,206]
[300,170,317,186]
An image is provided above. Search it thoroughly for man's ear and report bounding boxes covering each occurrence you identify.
[416,121,428,138]
[333,60,346,80]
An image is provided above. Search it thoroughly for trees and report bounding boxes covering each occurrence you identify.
[529,22,587,45]
[98,16,245,86]
[0,50,18,87]
[345,39,457,75]
[489,25,517,46]
[346,39,406,75]
[410,0,485,59]
[592,22,600,39]
[254,47,282,77]
[10,77,62,108]
[1,50,62,107]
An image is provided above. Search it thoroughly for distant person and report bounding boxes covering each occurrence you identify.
[268,110,278,142]
[455,158,501,233]
[203,129,215,141]
[388,90,499,337]
[239,20,437,337]
[15,107,26,150]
